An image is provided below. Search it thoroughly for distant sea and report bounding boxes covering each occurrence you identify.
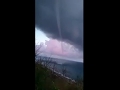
[36,56,83,80]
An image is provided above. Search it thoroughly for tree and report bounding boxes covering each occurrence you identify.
[52,61,57,73]
[43,56,53,68]
[61,65,67,77]
[35,42,43,57]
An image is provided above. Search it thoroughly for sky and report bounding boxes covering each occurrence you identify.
[35,28,50,45]
[35,0,83,62]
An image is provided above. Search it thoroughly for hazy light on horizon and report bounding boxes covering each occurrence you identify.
[35,27,83,62]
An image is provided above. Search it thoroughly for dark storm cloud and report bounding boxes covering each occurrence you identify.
[35,0,83,50]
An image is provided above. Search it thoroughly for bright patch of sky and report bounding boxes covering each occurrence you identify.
[35,28,50,45]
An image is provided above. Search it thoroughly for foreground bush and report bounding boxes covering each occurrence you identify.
[35,61,83,90]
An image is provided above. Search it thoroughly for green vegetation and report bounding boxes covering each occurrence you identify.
[35,61,83,90]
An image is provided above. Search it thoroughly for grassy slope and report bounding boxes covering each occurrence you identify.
[35,62,83,90]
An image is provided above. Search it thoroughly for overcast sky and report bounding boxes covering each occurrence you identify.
[35,0,83,62]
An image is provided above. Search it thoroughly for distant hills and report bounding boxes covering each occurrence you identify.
[36,56,83,63]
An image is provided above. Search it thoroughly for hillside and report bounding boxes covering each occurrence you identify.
[36,56,83,80]
[35,61,83,90]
